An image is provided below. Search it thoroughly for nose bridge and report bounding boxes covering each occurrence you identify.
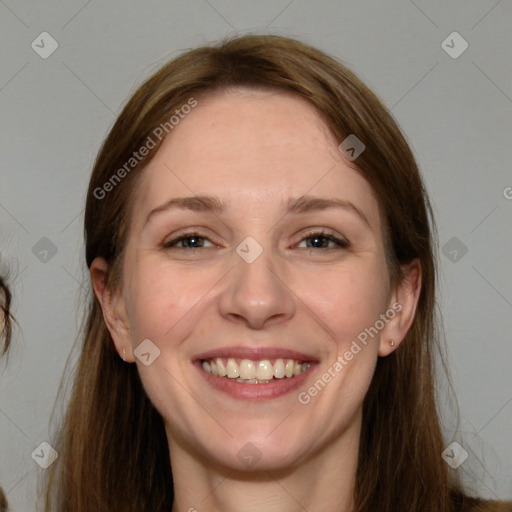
[218,239,295,329]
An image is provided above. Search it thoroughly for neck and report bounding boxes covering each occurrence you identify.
[168,417,360,512]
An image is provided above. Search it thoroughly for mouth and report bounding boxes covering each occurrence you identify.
[200,357,311,383]
[193,347,317,400]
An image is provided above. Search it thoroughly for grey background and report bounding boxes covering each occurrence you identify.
[1,0,511,510]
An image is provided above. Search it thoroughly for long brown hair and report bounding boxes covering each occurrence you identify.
[0,275,12,358]
[43,34,511,511]
[1,274,14,510]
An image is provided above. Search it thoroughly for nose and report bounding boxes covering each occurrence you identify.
[217,246,296,330]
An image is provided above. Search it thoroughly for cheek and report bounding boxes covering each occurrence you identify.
[307,261,390,347]
[124,262,196,343]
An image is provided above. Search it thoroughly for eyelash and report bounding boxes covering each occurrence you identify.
[162,230,350,252]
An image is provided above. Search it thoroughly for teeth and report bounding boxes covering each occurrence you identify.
[201,357,311,382]
[216,358,227,377]
[226,358,240,379]
[273,359,285,378]
[235,378,271,384]
[256,360,274,380]
[285,359,294,378]
[240,359,256,379]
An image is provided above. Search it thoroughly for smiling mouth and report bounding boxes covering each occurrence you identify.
[200,357,312,384]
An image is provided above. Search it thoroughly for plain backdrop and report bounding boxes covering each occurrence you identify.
[1,1,511,510]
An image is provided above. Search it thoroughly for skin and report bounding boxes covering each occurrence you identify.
[91,88,421,512]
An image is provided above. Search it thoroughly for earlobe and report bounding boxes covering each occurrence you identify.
[378,259,422,357]
[90,257,134,362]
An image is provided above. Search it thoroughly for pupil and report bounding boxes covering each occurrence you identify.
[310,236,325,248]
[187,237,200,247]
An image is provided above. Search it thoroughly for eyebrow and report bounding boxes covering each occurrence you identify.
[144,194,371,228]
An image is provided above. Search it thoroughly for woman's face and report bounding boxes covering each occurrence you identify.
[95,88,418,471]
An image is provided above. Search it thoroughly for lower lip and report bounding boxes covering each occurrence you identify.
[195,362,315,400]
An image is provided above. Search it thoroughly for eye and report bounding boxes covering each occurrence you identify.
[162,230,350,252]
[163,232,215,250]
[296,230,350,250]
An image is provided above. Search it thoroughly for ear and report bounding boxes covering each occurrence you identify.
[378,258,422,357]
[90,257,135,362]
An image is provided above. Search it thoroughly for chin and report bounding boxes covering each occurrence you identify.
[195,428,313,473]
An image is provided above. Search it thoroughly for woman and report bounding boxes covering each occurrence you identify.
[43,35,511,511]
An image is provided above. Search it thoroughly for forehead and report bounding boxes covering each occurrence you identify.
[131,88,381,229]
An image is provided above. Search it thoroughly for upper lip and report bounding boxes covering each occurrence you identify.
[194,346,318,362]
